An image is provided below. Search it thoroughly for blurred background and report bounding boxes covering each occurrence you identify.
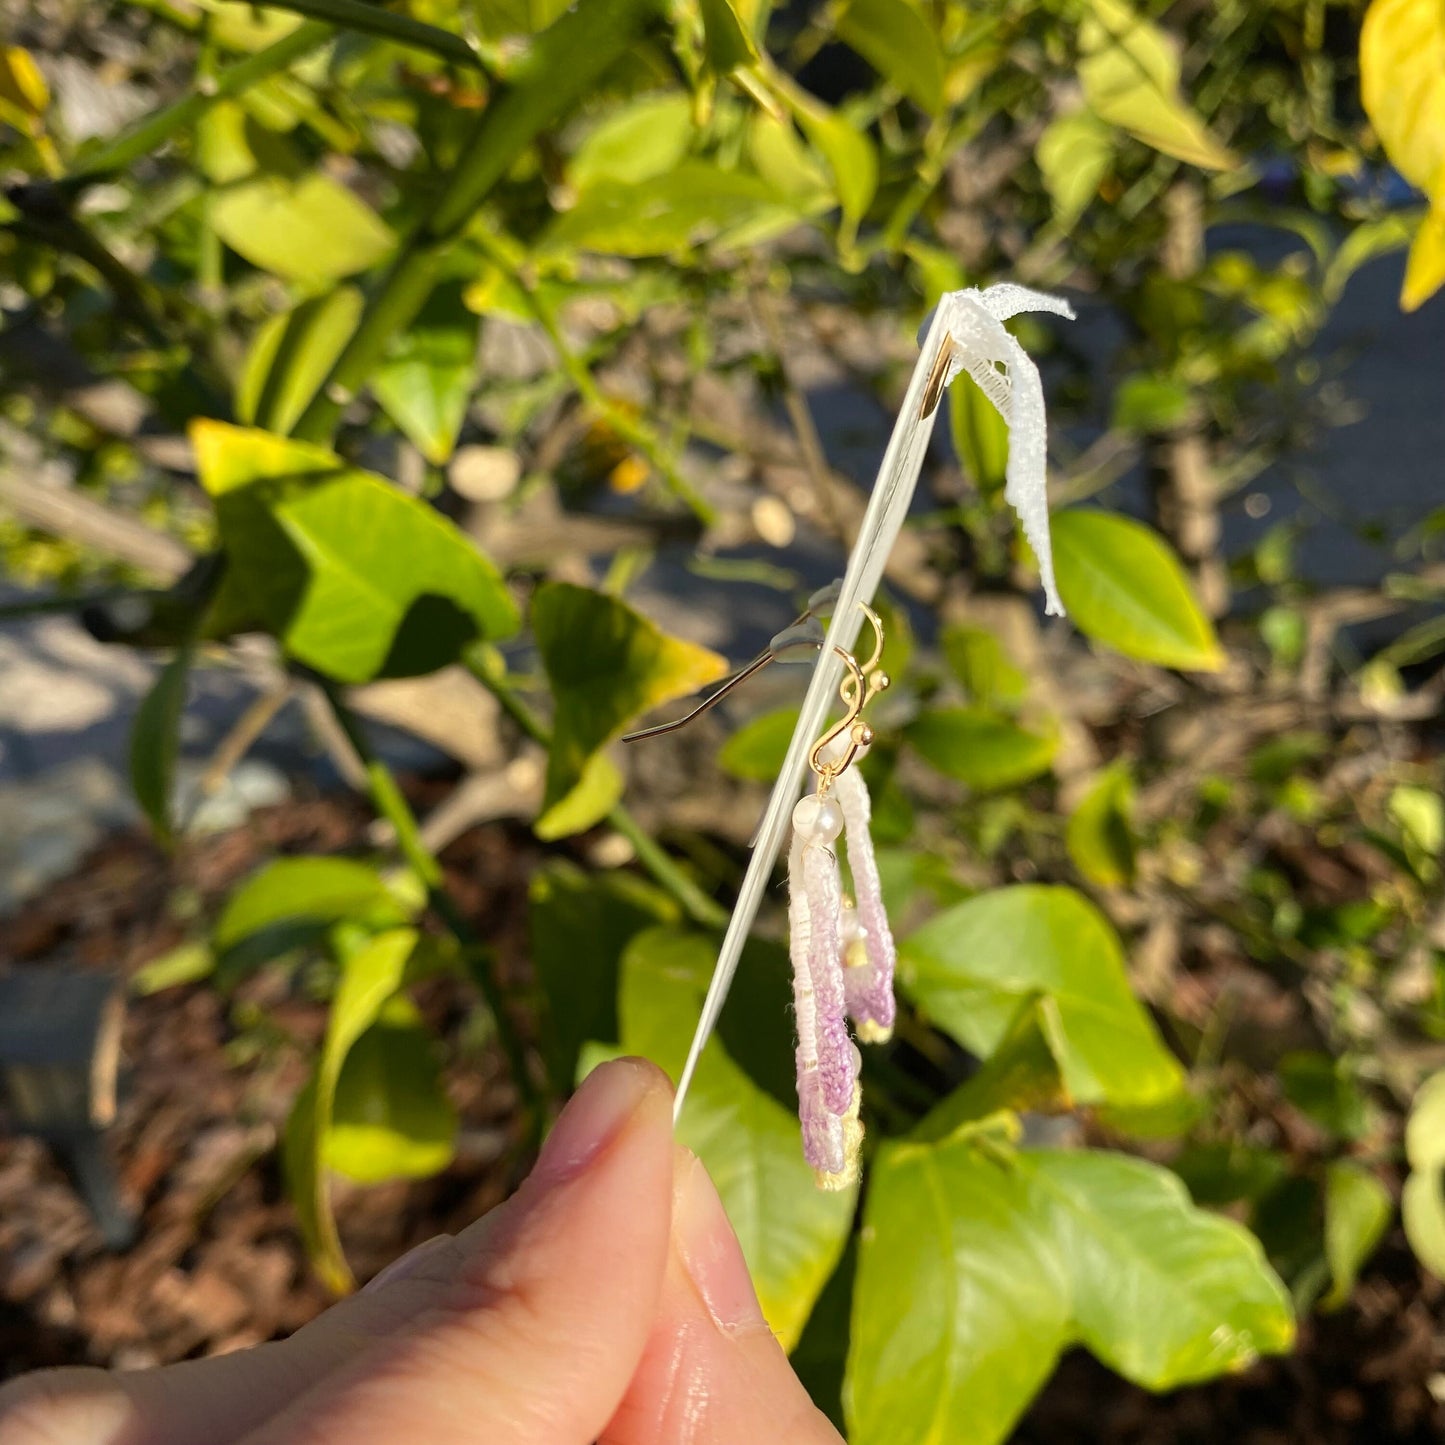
[1,0,1443,1440]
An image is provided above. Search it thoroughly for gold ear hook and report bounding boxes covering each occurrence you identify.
[809,647,870,796]
[856,602,891,707]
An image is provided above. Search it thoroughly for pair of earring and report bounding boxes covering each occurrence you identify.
[787,606,895,1189]
[626,594,896,1190]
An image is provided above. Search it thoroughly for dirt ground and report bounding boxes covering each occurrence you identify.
[1,793,1442,1443]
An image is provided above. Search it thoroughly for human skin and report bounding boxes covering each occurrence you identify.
[0,1059,843,1445]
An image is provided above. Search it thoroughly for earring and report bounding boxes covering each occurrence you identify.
[829,607,897,1046]
[789,646,869,1190]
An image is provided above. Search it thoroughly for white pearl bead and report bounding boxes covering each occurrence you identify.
[793,793,843,843]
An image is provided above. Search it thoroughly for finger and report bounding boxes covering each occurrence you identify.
[0,1058,675,1445]
[601,1151,844,1445]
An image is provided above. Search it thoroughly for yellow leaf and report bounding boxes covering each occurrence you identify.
[1080,0,1237,171]
[1402,203,1445,311]
[0,47,48,118]
[1360,0,1445,195]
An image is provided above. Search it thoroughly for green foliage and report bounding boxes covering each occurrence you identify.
[532,581,726,830]
[284,927,426,1292]
[849,1135,1292,1445]
[1403,1072,1445,1279]
[906,707,1057,791]
[900,886,1185,1109]
[196,422,518,682]
[1052,509,1223,671]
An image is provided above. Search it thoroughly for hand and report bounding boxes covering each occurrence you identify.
[0,1059,843,1445]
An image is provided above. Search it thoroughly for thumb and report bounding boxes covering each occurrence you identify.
[602,1152,843,1444]
[243,1056,675,1445]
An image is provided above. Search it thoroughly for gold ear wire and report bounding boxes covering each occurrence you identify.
[856,602,891,707]
[809,647,870,796]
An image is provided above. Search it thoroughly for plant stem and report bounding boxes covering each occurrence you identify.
[472,659,729,929]
[290,0,662,445]
[320,682,546,1134]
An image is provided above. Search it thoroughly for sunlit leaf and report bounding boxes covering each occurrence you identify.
[698,0,759,74]
[210,171,395,285]
[1403,1072,1445,1279]
[1402,205,1445,312]
[541,162,794,257]
[1360,0,1445,195]
[1079,0,1237,170]
[569,93,696,189]
[193,421,518,683]
[939,625,1027,709]
[1066,762,1137,888]
[849,1136,1291,1445]
[1321,1161,1392,1310]
[1052,509,1223,671]
[326,996,458,1184]
[215,856,411,962]
[372,281,480,465]
[949,368,1011,495]
[1036,109,1114,228]
[906,707,1057,791]
[900,885,1184,1108]
[238,287,364,435]
[532,581,726,814]
[284,927,420,1292]
[835,0,945,113]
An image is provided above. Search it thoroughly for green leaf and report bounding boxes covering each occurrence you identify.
[541,162,795,258]
[1079,0,1237,171]
[284,927,420,1292]
[1052,509,1223,671]
[835,0,945,113]
[238,286,364,436]
[533,750,625,840]
[532,581,726,814]
[194,421,519,683]
[1279,1051,1368,1140]
[698,0,759,74]
[614,927,854,1350]
[906,707,1057,791]
[1036,109,1114,228]
[847,1136,1070,1445]
[569,93,696,190]
[939,624,1026,709]
[371,281,480,465]
[1066,762,1137,888]
[948,367,1011,495]
[1321,1161,1392,1310]
[325,996,458,1184]
[1403,1071,1445,1279]
[747,114,833,205]
[528,860,679,1092]
[1025,1150,1294,1385]
[899,885,1184,1109]
[130,642,194,843]
[131,940,215,995]
[848,1136,1293,1445]
[215,856,410,960]
[1111,374,1194,433]
[718,705,799,782]
[210,170,395,284]
[913,994,1073,1142]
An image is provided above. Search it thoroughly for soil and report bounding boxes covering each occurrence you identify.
[1,793,1442,1442]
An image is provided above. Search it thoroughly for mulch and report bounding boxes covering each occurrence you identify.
[1,793,1442,1444]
